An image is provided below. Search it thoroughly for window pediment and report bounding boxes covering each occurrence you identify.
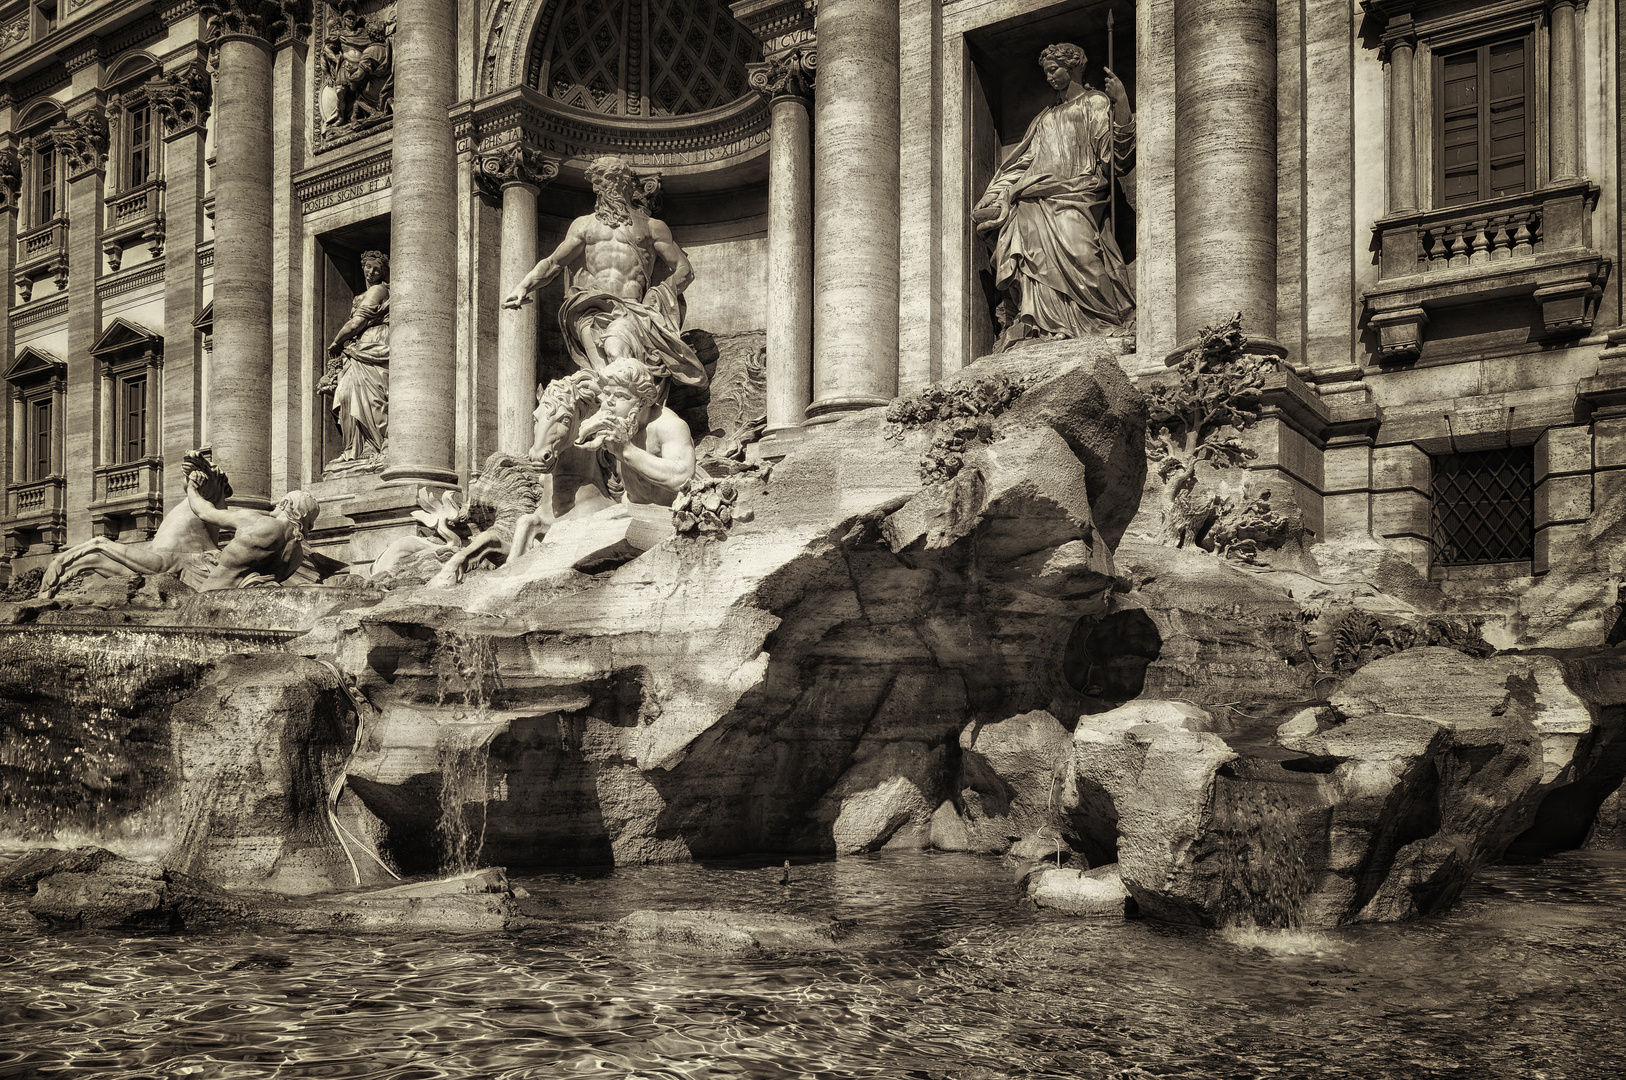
[5,345,64,383]
[89,316,160,360]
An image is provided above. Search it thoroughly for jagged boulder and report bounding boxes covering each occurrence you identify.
[326,339,1146,868]
[954,710,1073,853]
[1059,701,1238,919]
[0,846,121,891]
[1058,649,1626,926]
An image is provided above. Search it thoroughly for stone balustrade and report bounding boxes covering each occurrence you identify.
[1372,180,1597,281]
[10,476,62,517]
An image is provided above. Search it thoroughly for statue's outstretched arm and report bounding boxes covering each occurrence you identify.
[504,223,587,308]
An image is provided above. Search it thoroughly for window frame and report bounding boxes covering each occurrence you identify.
[1430,445,1536,567]
[31,139,58,227]
[118,372,147,463]
[125,99,154,190]
[1432,30,1536,209]
[28,396,54,482]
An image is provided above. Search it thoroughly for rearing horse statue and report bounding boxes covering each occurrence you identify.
[37,448,233,599]
[505,370,619,560]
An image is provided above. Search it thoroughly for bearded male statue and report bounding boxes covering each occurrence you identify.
[502,155,708,393]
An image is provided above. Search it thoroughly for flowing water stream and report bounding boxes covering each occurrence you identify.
[1,849,1623,1079]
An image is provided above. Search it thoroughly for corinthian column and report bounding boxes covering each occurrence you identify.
[481,146,559,456]
[204,1,304,507]
[749,50,815,434]
[1173,0,1283,355]
[807,0,899,420]
[380,0,459,488]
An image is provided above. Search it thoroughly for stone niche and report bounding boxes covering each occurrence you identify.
[313,215,391,472]
[963,0,1138,358]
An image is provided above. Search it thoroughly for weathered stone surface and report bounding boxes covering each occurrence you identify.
[1027,864,1130,916]
[955,710,1072,853]
[613,909,842,955]
[1065,648,1626,927]
[320,348,1142,869]
[1060,701,1237,920]
[260,869,520,933]
[28,859,250,931]
[1100,542,1315,723]
[0,846,121,891]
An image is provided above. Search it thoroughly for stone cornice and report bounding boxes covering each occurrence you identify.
[460,85,770,173]
[729,0,816,59]
[1,5,168,108]
[292,148,391,216]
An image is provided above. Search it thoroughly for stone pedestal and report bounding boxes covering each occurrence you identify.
[808,0,899,420]
[1172,0,1283,357]
[210,34,276,508]
[380,0,459,490]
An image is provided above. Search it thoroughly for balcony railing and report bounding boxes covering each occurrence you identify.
[107,179,163,231]
[16,217,67,268]
[10,476,64,520]
[92,458,161,504]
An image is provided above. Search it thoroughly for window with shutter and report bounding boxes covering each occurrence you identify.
[1435,34,1532,208]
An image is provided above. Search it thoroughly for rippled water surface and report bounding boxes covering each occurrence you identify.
[2,849,1624,1079]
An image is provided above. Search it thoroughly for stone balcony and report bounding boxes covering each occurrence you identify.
[1361,181,1612,362]
[13,217,69,302]
[5,475,66,554]
[102,179,166,272]
[89,458,164,538]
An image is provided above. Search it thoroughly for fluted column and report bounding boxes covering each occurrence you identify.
[381,0,459,488]
[204,2,299,509]
[808,0,898,420]
[482,146,558,456]
[1549,0,1580,180]
[1384,19,1419,212]
[749,51,815,434]
[1173,0,1283,354]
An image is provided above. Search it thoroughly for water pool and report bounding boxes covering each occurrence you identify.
[1,849,1623,1079]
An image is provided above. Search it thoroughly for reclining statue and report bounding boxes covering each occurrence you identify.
[37,448,231,599]
[181,479,321,591]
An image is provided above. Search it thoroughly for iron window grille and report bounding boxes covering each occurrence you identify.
[1431,445,1534,566]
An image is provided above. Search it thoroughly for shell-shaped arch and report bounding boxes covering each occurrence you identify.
[104,50,161,88]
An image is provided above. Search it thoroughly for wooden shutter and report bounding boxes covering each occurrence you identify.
[1434,34,1531,207]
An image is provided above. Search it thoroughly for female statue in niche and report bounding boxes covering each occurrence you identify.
[319,249,390,462]
[973,42,1136,350]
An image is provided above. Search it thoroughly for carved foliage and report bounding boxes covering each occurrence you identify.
[144,59,212,133]
[0,148,20,212]
[202,0,312,42]
[472,144,560,201]
[747,48,815,100]
[58,108,109,174]
[1144,314,1278,549]
[885,373,1029,484]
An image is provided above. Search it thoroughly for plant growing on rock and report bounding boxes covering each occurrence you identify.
[1144,313,1278,548]
[672,475,749,540]
[885,373,1028,482]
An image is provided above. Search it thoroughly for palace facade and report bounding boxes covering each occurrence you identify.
[2,0,1623,617]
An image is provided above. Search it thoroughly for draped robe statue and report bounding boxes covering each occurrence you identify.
[319,250,390,462]
[974,43,1136,349]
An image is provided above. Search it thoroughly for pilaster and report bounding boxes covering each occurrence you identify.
[64,102,107,544]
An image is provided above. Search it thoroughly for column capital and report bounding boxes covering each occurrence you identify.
[473,144,560,202]
[57,107,109,178]
[146,58,212,138]
[200,1,311,45]
[749,48,816,102]
[0,148,19,213]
